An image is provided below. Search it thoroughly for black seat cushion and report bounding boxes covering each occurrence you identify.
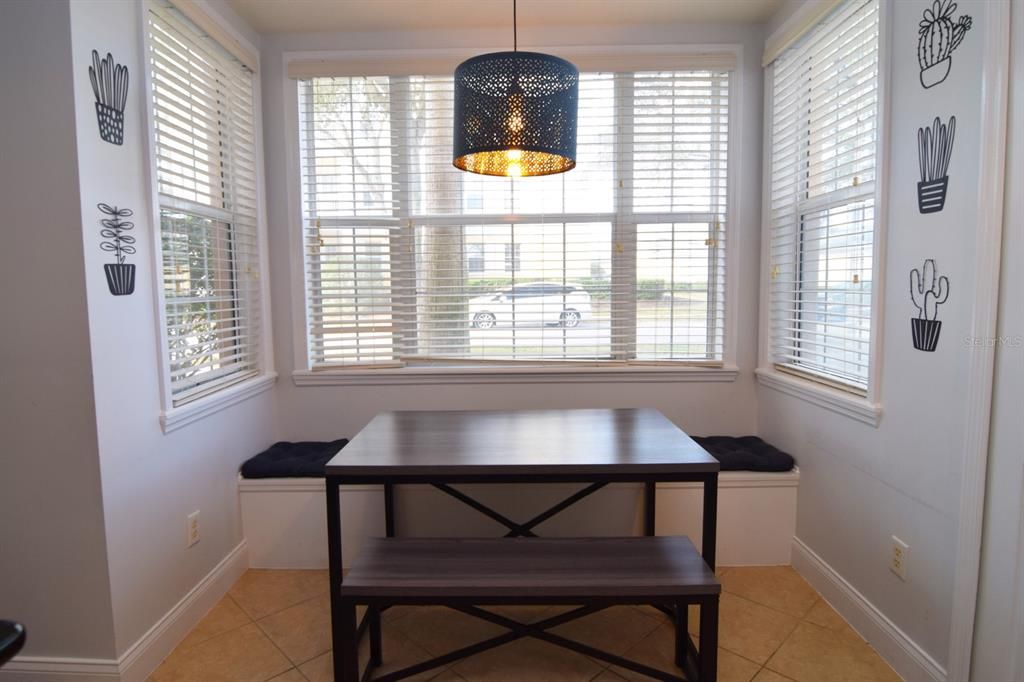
[692,436,795,472]
[240,439,349,478]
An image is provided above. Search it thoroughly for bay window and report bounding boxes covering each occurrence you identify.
[297,65,731,370]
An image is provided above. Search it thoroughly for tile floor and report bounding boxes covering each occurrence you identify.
[148,566,901,682]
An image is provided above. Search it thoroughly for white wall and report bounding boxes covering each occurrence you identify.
[758,0,1002,675]
[66,0,279,660]
[260,22,767,442]
[971,2,1024,679]
[0,0,117,661]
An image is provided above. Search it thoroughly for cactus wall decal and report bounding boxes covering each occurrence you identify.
[916,115,956,213]
[910,259,949,352]
[88,50,129,145]
[917,0,972,89]
[99,203,136,296]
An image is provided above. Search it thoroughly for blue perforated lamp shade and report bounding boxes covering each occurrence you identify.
[453,51,579,177]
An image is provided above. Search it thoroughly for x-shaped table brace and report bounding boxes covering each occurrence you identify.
[360,602,703,682]
[430,481,610,537]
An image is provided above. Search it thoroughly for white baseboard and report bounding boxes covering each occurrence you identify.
[117,540,249,682]
[791,537,946,682]
[0,657,120,681]
[2,541,249,682]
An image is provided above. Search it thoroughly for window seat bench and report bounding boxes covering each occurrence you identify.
[239,449,799,568]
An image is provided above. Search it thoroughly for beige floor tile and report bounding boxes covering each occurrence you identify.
[257,593,332,665]
[229,569,328,620]
[717,593,800,665]
[753,669,798,681]
[593,670,629,680]
[367,627,451,681]
[298,628,446,682]
[451,637,604,681]
[766,621,901,682]
[393,605,506,656]
[716,649,762,682]
[608,622,761,682]
[149,623,292,682]
[176,596,251,651]
[720,567,819,619]
[607,622,678,680]
[803,599,851,633]
[548,605,661,658]
[296,651,333,682]
[631,604,673,626]
[267,670,306,682]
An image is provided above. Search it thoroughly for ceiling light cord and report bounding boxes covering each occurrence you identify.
[513,0,517,51]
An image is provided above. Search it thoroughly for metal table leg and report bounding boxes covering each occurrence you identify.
[327,476,347,681]
[702,474,718,570]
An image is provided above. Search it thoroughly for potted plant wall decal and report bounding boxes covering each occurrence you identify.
[88,50,128,145]
[910,259,949,352]
[917,115,956,214]
[917,0,972,89]
[99,203,136,296]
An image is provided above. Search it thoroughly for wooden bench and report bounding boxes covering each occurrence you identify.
[334,536,720,682]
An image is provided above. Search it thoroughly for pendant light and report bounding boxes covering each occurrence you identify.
[452,0,579,177]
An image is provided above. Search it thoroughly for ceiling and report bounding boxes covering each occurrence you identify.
[227,0,785,35]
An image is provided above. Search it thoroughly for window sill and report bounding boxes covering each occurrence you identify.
[755,367,881,427]
[292,365,739,387]
[160,373,278,434]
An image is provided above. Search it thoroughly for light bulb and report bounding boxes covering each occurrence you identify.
[506,149,522,161]
[507,162,522,177]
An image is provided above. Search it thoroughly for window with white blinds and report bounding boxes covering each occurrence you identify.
[298,69,729,368]
[767,0,880,392]
[147,1,262,405]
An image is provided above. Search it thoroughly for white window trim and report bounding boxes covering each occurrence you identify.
[283,44,745,386]
[756,0,890,423]
[138,0,277,432]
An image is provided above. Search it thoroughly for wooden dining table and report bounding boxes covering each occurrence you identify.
[323,407,721,679]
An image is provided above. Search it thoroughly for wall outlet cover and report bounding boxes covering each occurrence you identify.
[890,535,908,580]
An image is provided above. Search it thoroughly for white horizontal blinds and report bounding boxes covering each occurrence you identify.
[768,0,879,391]
[632,71,729,360]
[148,1,262,404]
[299,69,730,368]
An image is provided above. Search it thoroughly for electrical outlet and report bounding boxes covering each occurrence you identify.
[890,535,908,580]
[187,511,200,548]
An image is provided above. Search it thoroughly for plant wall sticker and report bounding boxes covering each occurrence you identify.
[89,50,129,145]
[910,259,949,352]
[918,0,972,89]
[99,203,136,296]
[917,115,956,214]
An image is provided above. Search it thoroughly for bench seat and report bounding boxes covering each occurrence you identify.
[341,536,720,600]
[333,536,720,681]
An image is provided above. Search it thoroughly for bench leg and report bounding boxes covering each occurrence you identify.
[369,606,383,667]
[673,601,684,668]
[699,596,719,682]
[338,599,360,682]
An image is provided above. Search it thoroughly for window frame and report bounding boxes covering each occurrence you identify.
[141,0,276,431]
[756,0,890,422]
[286,50,744,383]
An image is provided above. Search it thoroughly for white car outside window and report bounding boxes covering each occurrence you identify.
[469,283,592,329]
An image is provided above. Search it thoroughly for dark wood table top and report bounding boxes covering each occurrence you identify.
[325,408,718,478]
[340,536,720,598]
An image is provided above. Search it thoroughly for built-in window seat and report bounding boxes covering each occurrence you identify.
[239,436,799,569]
